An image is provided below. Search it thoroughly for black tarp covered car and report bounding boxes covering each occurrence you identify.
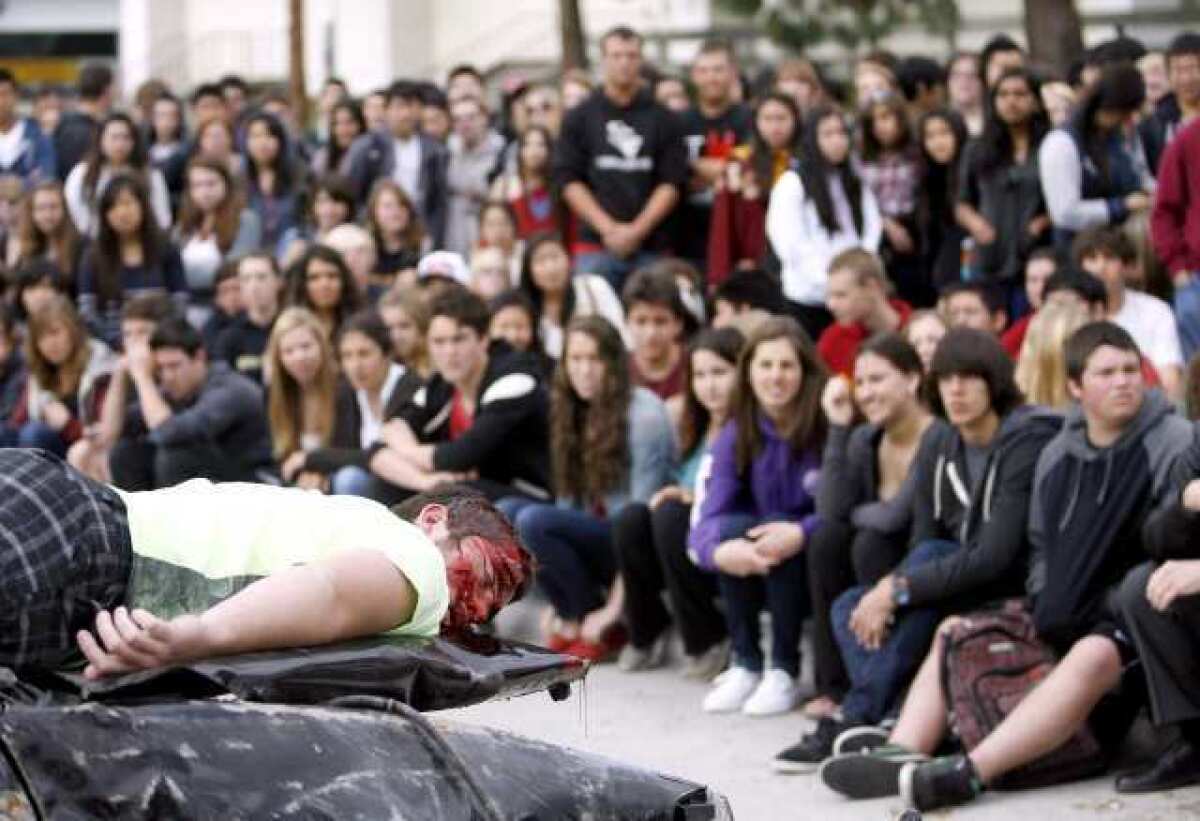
[0,634,732,820]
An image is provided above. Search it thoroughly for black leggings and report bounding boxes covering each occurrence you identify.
[806,520,908,701]
[612,500,726,655]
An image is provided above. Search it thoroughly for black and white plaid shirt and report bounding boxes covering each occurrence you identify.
[0,449,131,671]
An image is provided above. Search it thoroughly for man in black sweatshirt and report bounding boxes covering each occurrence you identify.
[776,328,1060,772]
[368,288,551,503]
[554,25,688,292]
[1115,438,1200,793]
[109,317,272,490]
[822,322,1196,812]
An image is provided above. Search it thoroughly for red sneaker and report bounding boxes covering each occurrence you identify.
[566,625,628,662]
[544,632,573,652]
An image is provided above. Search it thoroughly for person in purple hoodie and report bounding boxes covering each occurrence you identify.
[690,315,827,717]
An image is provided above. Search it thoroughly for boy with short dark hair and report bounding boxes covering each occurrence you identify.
[622,265,690,400]
[821,322,1196,812]
[1074,226,1183,399]
[940,281,1007,336]
[109,316,271,490]
[369,288,551,502]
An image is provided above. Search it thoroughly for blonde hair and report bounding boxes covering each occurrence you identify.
[1014,302,1090,409]
[378,284,431,376]
[265,307,339,459]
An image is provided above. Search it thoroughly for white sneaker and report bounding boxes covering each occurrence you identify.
[742,669,800,716]
[702,666,762,713]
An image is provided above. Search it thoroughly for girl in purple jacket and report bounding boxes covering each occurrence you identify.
[690,316,826,717]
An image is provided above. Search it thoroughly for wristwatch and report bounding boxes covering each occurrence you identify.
[891,575,911,608]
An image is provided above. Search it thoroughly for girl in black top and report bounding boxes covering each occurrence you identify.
[957,67,1051,313]
[915,109,968,290]
[77,174,187,347]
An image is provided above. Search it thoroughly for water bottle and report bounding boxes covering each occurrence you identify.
[960,238,978,282]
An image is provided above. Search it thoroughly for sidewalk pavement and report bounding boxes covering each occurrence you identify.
[445,599,1200,820]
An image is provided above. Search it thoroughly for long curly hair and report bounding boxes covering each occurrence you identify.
[550,315,631,506]
[732,316,828,475]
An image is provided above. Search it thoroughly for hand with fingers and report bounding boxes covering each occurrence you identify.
[76,606,212,680]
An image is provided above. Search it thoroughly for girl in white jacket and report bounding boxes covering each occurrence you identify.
[766,107,881,340]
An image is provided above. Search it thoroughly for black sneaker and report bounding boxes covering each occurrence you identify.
[819,744,930,799]
[832,724,890,756]
[900,754,982,811]
[773,716,851,774]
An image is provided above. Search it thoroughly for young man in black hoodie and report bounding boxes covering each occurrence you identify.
[775,329,1060,771]
[821,322,1196,811]
[554,25,688,292]
[368,288,551,503]
[1115,439,1200,793]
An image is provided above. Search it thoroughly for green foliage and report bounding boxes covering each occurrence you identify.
[716,0,961,51]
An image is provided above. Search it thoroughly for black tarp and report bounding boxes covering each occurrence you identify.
[3,633,586,712]
[0,698,729,819]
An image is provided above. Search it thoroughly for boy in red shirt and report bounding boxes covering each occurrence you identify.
[818,249,912,375]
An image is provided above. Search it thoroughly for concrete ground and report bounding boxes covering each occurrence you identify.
[444,599,1200,820]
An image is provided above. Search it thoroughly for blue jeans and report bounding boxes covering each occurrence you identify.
[573,249,659,293]
[501,498,614,621]
[1175,276,1200,362]
[834,538,962,723]
[329,465,410,505]
[715,514,809,678]
[17,421,66,457]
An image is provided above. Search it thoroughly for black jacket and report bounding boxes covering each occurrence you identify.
[213,313,274,386]
[817,421,947,536]
[304,369,423,476]
[343,130,449,248]
[0,349,27,424]
[899,405,1063,609]
[397,346,550,500]
[553,88,688,251]
[53,111,98,183]
[1029,391,1197,649]
[1143,437,1200,561]
[1139,93,1183,176]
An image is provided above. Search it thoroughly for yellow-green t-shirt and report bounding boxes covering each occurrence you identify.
[113,480,448,638]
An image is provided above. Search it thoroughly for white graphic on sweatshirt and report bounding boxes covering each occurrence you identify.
[596,120,654,172]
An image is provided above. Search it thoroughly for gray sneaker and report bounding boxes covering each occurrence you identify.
[617,631,670,672]
[682,640,731,681]
[819,745,931,800]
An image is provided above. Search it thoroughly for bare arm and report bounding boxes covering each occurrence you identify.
[77,548,416,679]
[129,369,173,430]
[96,363,130,447]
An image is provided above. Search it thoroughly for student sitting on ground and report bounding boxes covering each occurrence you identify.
[1117,438,1200,793]
[1075,226,1184,401]
[776,328,1059,770]
[611,327,743,677]
[108,316,272,490]
[940,280,1008,336]
[503,316,676,661]
[692,316,826,717]
[820,322,1196,812]
[370,287,552,502]
[803,334,938,722]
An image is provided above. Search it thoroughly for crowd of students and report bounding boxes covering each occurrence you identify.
[3,20,1200,812]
